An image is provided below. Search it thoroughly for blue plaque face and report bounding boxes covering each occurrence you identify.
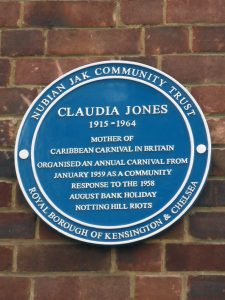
[15,61,211,245]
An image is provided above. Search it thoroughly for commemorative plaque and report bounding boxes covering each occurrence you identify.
[15,61,211,245]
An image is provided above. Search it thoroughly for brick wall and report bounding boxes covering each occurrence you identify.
[0,1,225,299]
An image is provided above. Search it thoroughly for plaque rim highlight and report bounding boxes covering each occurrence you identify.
[14,60,211,245]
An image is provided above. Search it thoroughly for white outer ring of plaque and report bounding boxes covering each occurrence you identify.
[31,76,195,229]
[14,60,211,244]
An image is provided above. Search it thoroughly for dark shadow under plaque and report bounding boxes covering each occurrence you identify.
[15,61,211,245]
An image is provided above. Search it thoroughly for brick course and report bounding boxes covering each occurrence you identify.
[2,30,45,57]
[192,86,225,114]
[0,120,18,147]
[0,88,37,115]
[166,244,225,271]
[146,27,189,54]
[196,179,225,207]
[34,276,130,300]
[0,277,30,300]
[120,0,163,25]
[0,60,10,86]
[0,2,20,27]
[193,27,225,52]
[17,245,111,272]
[162,56,225,84]
[136,276,182,300]
[188,276,225,300]
[47,29,142,56]
[0,213,36,239]
[15,58,110,85]
[0,151,15,178]
[24,1,116,27]
[0,246,13,271]
[167,0,225,23]
[189,212,225,239]
[116,243,162,271]
[0,182,12,207]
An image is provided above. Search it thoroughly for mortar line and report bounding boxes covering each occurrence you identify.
[130,274,136,300]
[183,216,190,242]
[9,59,16,87]
[158,55,162,69]
[110,247,117,272]
[140,27,145,56]
[12,244,17,272]
[18,1,24,28]
[35,217,40,240]
[189,26,193,52]
[161,242,166,272]
[182,275,188,300]
[115,0,120,27]
[11,181,17,208]
[0,30,2,57]
[29,278,35,300]
[1,270,225,277]
[43,29,48,56]
[163,0,167,25]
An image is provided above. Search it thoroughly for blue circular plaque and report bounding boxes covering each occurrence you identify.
[15,61,211,245]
